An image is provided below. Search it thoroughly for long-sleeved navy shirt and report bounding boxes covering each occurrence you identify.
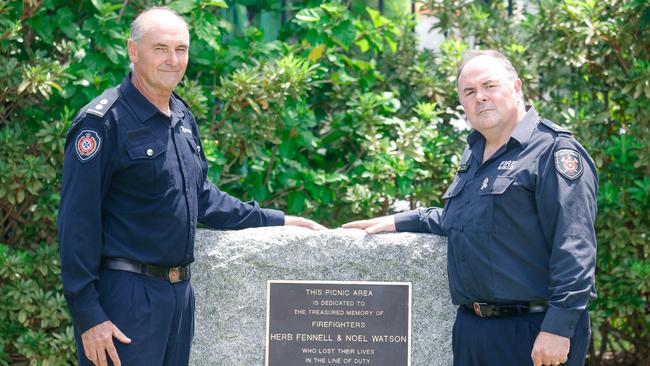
[395,107,597,338]
[58,74,284,333]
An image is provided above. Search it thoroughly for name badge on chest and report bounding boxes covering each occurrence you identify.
[497,160,518,170]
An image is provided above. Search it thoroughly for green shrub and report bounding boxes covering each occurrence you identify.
[1,0,647,364]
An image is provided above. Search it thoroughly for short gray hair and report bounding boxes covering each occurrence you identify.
[455,49,519,89]
[130,6,189,44]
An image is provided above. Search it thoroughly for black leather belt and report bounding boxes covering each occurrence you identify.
[462,301,548,317]
[101,257,191,284]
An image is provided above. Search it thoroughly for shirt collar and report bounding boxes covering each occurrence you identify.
[509,106,539,148]
[169,93,186,126]
[119,73,183,124]
[466,129,484,166]
[466,128,483,147]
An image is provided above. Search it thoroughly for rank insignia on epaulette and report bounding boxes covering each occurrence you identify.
[555,148,582,180]
[87,98,110,117]
[75,129,101,162]
[85,86,119,118]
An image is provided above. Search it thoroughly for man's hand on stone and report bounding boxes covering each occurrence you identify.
[531,331,570,366]
[81,320,131,366]
[284,215,327,230]
[342,215,396,234]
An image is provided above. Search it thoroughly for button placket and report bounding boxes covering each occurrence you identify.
[170,126,195,255]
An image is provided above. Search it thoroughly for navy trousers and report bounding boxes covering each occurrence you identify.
[453,307,591,366]
[74,270,195,366]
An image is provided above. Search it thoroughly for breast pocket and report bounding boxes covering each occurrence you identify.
[124,141,171,194]
[478,176,515,230]
[441,175,467,233]
[443,175,466,201]
[184,134,201,156]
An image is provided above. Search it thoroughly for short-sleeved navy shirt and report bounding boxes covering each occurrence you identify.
[395,107,597,338]
[58,74,284,333]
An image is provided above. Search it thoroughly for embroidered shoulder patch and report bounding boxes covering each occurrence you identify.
[554,148,583,180]
[75,129,101,162]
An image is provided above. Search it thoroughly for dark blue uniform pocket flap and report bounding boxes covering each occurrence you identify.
[127,141,167,160]
[480,176,515,195]
[443,176,466,199]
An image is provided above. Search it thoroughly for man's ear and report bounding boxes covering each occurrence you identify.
[514,78,522,94]
[514,78,524,103]
[127,39,137,64]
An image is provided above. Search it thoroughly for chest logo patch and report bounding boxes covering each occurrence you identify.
[75,129,101,162]
[554,149,583,180]
[497,160,518,170]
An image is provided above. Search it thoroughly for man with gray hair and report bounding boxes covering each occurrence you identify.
[344,49,597,366]
[58,7,324,366]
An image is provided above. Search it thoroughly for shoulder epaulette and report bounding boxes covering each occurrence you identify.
[540,119,572,135]
[457,146,471,173]
[85,86,119,118]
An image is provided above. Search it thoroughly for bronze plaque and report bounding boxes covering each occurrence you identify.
[265,280,411,366]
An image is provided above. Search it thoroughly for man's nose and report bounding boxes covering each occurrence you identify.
[475,90,488,102]
[166,51,179,65]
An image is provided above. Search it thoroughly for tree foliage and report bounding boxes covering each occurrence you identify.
[0,0,647,364]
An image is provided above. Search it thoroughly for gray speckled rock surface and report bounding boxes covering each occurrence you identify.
[189,227,454,366]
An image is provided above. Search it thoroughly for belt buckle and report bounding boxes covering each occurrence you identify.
[168,266,182,283]
[473,302,486,317]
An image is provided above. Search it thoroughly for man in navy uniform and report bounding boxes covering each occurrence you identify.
[58,7,325,366]
[344,50,596,366]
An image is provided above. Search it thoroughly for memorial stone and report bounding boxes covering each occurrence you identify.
[189,227,454,366]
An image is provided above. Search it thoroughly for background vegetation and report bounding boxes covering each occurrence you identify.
[0,0,647,365]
